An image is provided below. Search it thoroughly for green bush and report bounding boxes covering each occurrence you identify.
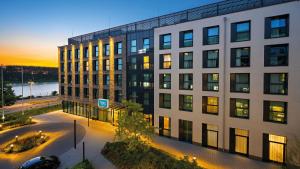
[101,142,202,169]
[71,160,94,169]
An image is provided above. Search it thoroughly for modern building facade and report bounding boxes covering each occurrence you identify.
[59,0,300,166]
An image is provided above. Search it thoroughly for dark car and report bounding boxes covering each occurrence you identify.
[19,156,60,169]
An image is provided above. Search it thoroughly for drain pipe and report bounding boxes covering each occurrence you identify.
[222,16,227,152]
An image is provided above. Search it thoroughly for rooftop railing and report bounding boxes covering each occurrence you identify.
[68,0,295,45]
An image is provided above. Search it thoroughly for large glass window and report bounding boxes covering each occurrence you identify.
[83,74,88,85]
[93,45,99,58]
[143,56,150,69]
[203,26,219,45]
[93,74,98,85]
[84,88,89,98]
[180,30,193,47]
[131,40,137,53]
[203,50,219,68]
[230,128,249,156]
[115,74,122,87]
[75,49,80,60]
[93,60,98,71]
[202,124,218,148]
[202,96,218,115]
[143,38,150,51]
[159,116,171,137]
[93,88,98,99]
[265,44,288,66]
[143,73,152,88]
[179,52,193,69]
[104,44,110,56]
[130,75,137,87]
[179,74,193,90]
[179,95,193,112]
[84,47,89,58]
[231,47,250,67]
[116,42,122,54]
[159,93,171,109]
[129,57,137,70]
[83,61,89,71]
[103,59,110,71]
[179,119,193,143]
[104,74,109,86]
[160,34,171,49]
[231,21,251,42]
[159,54,171,69]
[265,14,289,39]
[263,134,286,164]
[115,58,122,71]
[67,50,72,60]
[230,98,249,118]
[230,73,250,93]
[264,101,287,123]
[264,73,288,95]
[203,73,219,91]
[159,74,171,89]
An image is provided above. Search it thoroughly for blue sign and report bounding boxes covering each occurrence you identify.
[98,99,109,109]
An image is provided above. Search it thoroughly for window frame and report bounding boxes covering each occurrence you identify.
[231,20,251,42]
[230,73,250,93]
[264,44,288,67]
[265,14,289,39]
[179,95,193,112]
[264,73,288,95]
[231,47,251,67]
[203,25,219,45]
[179,52,193,69]
[159,73,171,89]
[179,74,193,90]
[230,98,250,119]
[159,54,172,69]
[263,101,287,124]
[159,93,171,109]
[160,33,171,50]
[180,30,193,48]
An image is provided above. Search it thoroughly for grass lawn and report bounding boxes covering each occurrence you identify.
[101,141,203,169]
[71,159,94,169]
[0,104,61,130]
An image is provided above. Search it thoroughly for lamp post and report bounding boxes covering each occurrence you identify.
[21,67,24,115]
[1,65,6,123]
[28,81,34,100]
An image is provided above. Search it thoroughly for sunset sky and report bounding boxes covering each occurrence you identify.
[0,0,219,67]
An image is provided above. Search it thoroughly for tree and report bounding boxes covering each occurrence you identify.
[51,91,58,96]
[115,100,154,151]
[0,81,18,107]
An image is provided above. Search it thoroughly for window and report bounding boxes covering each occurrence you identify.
[114,90,122,102]
[75,87,80,97]
[61,75,64,83]
[83,61,89,71]
[93,74,98,85]
[60,63,64,72]
[68,75,72,84]
[104,44,110,56]
[231,47,250,67]
[129,57,137,70]
[130,75,137,87]
[93,45,98,57]
[93,60,98,71]
[115,58,122,71]
[115,74,122,87]
[67,50,72,60]
[60,50,64,61]
[202,124,218,148]
[75,49,80,60]
[179,95,193,112]
[84,47,89,58]
[203,73,219,91]
[143,56,150,69]
[264,73,288,95]
[143,38,150,51]
[67,87,72,96]
[180,30,193,47]
[179,119,192,143]
[67,62,72,72]
[159,54,171,69]
[131,40,137,53]
[230,73,250,93]
[143,92,150,105]
[203,26,219,45]
[159,93,171,109]
[93,89,98,99]
[103,59,110,71]
[160,34,171,49]
[263,134,287,163]
[143,73,152,88]
[84,88,89,98]
[230,128,249,156]
[60,86,64,95]
[116,42,122,54]
[230,98,249,118]
[264,101,287,123]
[179,74,193,90]
[103,89,109,99]
[265,14,289,39]
[75,62,79,72]
[159,74,171,89]
[130,91,137,102]
[75,75,79,84]
[179,52,193,69]
[159,116,171,137]
[265,44,288,66]
[104,75,110,86]
[202,96,218,115]
[83,75,88,85]
[231,21,250,42]
[203,50,219,68]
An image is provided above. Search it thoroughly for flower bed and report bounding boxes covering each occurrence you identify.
[2,132,49,153]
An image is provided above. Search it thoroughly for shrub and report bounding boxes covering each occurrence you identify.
[72,159,94,169]
[101,141,202,169]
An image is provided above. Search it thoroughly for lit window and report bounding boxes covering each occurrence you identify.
[131,40,137,53]
[264,101,287,123]
[143,56,150,69]
[203,96,218,115]
[160,54,171,69]
[230,98,249,118]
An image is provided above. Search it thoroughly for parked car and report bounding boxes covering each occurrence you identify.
[19,156,60,169]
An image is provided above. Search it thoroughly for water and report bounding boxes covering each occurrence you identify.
[12,82,59,97]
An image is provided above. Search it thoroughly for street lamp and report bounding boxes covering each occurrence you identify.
[1,65,6,123]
